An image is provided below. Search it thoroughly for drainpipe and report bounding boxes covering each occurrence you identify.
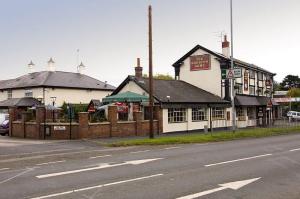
[209,105,213,132]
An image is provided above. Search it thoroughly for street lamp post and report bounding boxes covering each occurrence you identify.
[230,0,236,132]
[50,97,56,122]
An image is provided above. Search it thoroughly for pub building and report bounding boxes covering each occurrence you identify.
[112,36,277,133]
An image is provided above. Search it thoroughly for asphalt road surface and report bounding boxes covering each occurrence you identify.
[1,134,300,199]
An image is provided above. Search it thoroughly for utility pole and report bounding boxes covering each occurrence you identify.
[230,0,236,132]
[148,5,154,139]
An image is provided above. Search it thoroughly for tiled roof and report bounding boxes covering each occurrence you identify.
[0,71,115,90]
[0,97,41,108]
[113,76,230,105]
[172,44,275,75]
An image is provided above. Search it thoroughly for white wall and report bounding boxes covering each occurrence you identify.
[0,87,112,106]
[179,49,222,97]
[44,88,112,106]
[162,107,233,133]
[119,81,148,96]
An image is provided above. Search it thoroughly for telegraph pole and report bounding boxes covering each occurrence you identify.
[148,5,154,139]
[230,0,236,132]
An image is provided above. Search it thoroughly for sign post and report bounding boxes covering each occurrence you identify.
[230,0,236,132]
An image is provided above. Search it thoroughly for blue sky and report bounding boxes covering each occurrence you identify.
[0,0,299,86]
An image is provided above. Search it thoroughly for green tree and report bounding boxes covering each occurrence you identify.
[143,73,174,80]
[287,88,300,97]
[273,81,282,91]
[280,75,300,90]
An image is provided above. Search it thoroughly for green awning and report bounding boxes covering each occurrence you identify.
[102,91,149,103]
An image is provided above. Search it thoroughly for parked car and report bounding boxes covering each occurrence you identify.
[0,113,9,124]
[0,120,9,136]
[287,111,300,121]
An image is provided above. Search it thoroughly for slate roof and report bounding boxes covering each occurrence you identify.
[113,76,230,105]
[235,95,278,106]
[172,44,276,76]
[0,97,41,108]
[0,71,115,91]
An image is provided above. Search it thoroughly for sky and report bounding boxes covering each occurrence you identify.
[0,0,299,86]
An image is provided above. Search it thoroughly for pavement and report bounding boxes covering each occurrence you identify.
[1,133,300,199]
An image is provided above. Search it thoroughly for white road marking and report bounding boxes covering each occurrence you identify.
[31,173,164,199]
[176,177,261,199]
[0,148,124,163]
[0,167,36,184]
[0,168,9,171]
[89,154,112,159]
[205,154,272,167]
[36,158,163,179]
[289,148,300,152]
[164,146,181,150]
[0,147,84,157]
[130,150,150,154]
[36,160,66,166]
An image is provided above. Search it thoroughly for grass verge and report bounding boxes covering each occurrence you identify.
[108,126,300,147]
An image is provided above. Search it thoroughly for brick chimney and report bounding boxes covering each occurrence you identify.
[222,35,230,58]
[135,58,143,79]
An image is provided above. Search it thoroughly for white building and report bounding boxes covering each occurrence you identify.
[172,35,277,128]
[113,36,278,133]
[0,59,115,107]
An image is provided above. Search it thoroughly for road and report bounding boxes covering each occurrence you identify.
[1,134,300,199]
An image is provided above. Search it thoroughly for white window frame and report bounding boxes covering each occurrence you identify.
[7,90,12,99]
[168,108,187,123]
[212,107,225,120]
[249,86,255,95]
[192,107,207,122]
[24,89,33,97]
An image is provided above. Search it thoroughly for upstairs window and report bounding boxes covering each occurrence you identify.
[7,90,12,99]
[257,87,263,96]
[25,89,33,97]
[257,72,263,81]
[235,83,243,94]
[249,86,255,95]
[249,70,255,79]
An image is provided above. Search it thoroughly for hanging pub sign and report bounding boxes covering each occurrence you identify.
[265,79,272,87]
[244,70,249,91]
[190,54,211,71]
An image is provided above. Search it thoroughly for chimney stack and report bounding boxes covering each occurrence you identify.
[77,62,86,74]
[47,57,55,71]
[222,35,230,58]
[135,58,143,79]
[28,60,35,73]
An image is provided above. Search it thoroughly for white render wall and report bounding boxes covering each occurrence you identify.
[162,108,234,133]
[0,87,112,107]
[179,48,222,97]
[119,81,148,96]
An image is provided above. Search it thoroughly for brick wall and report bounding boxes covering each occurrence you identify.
[9,105,162,140]
[88,123,111,138]
[25,122,39,139]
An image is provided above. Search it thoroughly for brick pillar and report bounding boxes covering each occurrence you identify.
[107,105,118,137]
[78,112,89,139]
[8,106,17,137]
[36,106,46,139]
[154,106,163,134]
[133,111,143,136]
[21,112,28,138]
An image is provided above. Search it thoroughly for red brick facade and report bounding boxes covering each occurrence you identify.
[9,105,161,140]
